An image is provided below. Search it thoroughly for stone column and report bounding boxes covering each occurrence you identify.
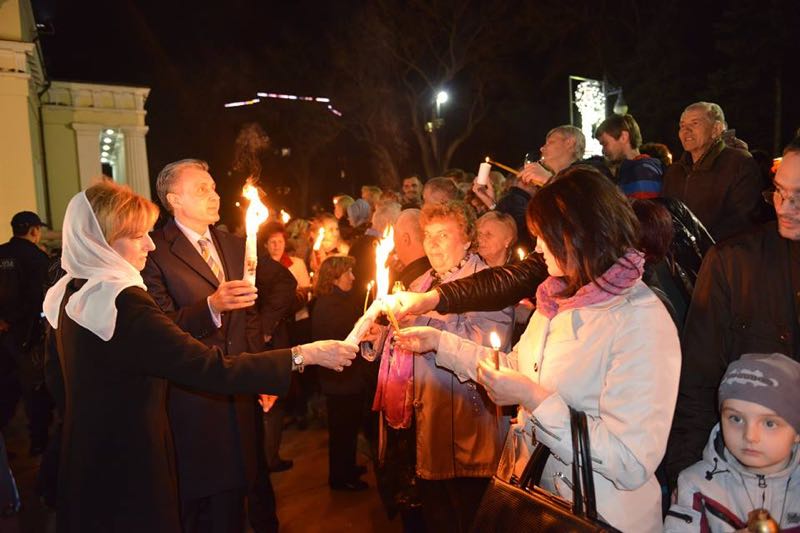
[70,123,102,189]
[121,125,151,198]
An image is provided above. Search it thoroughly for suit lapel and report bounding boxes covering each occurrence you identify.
[209,227,246,339]
[164,219,221,289]
[211,226,244,282]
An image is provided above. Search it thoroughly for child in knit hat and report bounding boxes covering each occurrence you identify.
[664,353,800,532]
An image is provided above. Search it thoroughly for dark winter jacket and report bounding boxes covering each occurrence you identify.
[665,222,800,488]
[662,139,762,242]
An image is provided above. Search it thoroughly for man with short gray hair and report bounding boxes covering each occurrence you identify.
[422,176,462,206]
[144,159,277,532]
[662,101,761,241]
[519,125,591,186]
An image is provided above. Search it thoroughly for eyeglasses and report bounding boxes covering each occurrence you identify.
[763,188,800,209]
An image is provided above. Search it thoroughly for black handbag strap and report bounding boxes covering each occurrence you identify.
[576,408,599,521]
[570,407,584,515]
[516,407,601,520]
[517,437,551,488]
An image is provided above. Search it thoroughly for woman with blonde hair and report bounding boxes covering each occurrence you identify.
[43,181,357,532]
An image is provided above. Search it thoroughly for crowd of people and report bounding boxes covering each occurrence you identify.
[1,100,798,532]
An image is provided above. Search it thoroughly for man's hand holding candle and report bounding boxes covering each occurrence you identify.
[208,280,258,314]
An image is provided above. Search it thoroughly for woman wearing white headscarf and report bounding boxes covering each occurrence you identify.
[43,181,357,532]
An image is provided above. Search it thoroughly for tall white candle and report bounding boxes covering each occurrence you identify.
[242,183,269,285]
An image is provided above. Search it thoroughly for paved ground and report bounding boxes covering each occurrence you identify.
[1,407,402,533]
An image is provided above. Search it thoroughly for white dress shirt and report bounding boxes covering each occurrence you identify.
[174,218,224,328]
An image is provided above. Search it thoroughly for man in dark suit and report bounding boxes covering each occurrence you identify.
[142,159,272,532]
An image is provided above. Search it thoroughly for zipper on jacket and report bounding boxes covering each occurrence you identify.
[532,418,562,441]
[531,418,602,464]
[666,510,693,523]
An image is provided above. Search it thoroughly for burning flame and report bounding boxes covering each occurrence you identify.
[489,331,501,351]
[243,183,269,238]
[280,209,291,224]
[375,225,395,298]
[517,247,525,261]
[485,156,491,163]
[313,227,326,251]
[242,181,269,285]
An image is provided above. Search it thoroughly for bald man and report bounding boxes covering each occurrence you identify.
[392,209,431,287]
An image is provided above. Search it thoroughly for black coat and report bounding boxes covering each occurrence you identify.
[255,256,298,349]
[0,236,49,346]
[496,186,534,251]
[664,221,800,488]
[311,287,364,395]
[52,282,291,533]
[141,220,263,500]
[348,232,378,303]
[662,139,762,242]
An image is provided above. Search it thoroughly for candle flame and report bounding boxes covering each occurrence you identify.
[485,156,490,163]
[313,227,325,251]
[490,331,501,350]
[243,182,269,238]
[280,209,291,224]
[375,225,395,298]
[517,247,525,261]
[242,181,269,285]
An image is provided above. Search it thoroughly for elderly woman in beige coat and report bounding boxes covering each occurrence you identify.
[376,200,513,532]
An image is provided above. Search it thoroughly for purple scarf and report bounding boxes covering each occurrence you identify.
[372,331,415,429]
[535,249,645,320]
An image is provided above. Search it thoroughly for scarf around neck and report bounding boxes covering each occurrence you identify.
[535,249,645,320]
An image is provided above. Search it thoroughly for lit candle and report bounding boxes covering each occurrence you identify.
[375,226,400,330]
[280,209,291,224]
[313,227,325,251]
[242,182,269,285]
[517,247,526,261]
[476,162,491,185]
[485,156,520,176]
[490,331,501,370]
[364,280,375,314]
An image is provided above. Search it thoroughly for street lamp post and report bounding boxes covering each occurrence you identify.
[425,89,449,132]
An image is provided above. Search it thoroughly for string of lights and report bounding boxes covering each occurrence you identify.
[224,92,343,116]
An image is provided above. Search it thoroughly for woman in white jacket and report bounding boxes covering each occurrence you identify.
[395,167,681,532]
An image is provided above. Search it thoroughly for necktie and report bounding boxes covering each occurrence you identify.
[198,238,225,283]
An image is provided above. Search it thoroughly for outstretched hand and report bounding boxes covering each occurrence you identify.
[300,339,358,372]
[394,326,441,354]
[389,290,440,320]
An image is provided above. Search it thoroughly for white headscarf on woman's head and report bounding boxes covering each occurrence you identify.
[43,191,147,341]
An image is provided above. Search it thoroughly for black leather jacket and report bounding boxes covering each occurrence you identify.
[434,198,713,320]
[435,254,548,314]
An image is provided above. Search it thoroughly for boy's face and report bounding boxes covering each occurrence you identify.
[721,398,800,475]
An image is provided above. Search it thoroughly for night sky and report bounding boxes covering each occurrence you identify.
[31,0,800,225]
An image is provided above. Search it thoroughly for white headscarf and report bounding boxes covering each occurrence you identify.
[43,191,147,341]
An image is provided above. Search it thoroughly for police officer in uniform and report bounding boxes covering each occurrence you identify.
[0,212,52,454]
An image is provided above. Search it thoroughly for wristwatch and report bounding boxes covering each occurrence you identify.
[291,345,305,373]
